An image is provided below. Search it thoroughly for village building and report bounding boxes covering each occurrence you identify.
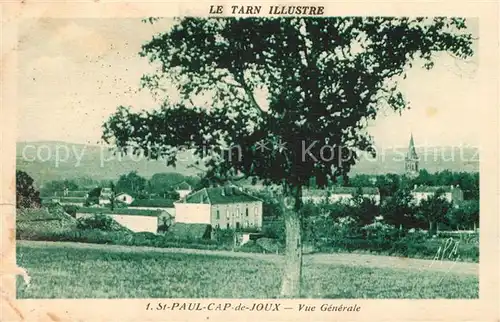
[411,185,464,204]
[175,181,193,198]
[404,135,465,205]
[302,187,381,205]
[115,192,134,205]
[174,186,263,230]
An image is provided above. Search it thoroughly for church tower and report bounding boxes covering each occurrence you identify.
[405,133,419,177]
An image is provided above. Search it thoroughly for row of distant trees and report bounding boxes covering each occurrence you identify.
[38,171,201,199]
[338,169,479,200]
[259,187,479,240]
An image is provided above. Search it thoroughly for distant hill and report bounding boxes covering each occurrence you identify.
[16,141,479,185]
[350,146,479,175]
[16,141,201,185]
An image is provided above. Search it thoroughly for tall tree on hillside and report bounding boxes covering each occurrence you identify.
[102,17,474,297]
[16,170,41,209]
[116,171,147,195]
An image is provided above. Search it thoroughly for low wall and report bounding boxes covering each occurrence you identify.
[76,213,158,233]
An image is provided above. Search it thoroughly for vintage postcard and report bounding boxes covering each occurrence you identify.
[1,0,498,321]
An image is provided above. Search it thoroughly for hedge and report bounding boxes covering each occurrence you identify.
[17,227,479,262]
[17,229,226,251]
[316,237,479,262]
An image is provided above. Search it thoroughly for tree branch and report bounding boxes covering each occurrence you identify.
[233,71,266,116]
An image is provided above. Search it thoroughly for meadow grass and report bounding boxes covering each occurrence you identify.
[16,243,478,299]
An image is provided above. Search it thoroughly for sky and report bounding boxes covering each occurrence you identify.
[17,18,480,150]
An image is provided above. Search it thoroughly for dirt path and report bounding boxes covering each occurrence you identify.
[17,240,478,276]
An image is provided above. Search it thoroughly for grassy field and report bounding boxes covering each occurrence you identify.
[16,242,478,299]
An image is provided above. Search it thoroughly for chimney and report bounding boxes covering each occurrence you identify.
[450,185,454,190]
[414,184,417,189]
[221,188,225,197]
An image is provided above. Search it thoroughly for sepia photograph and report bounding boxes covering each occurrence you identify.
[12,15,483,301]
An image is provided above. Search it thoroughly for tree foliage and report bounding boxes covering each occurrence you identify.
[416,189,452,234]
[116,171,147,195]
[380,187,419,228]
[16,170,41,209]
[102,17,474,298]
[103,17,474,192]
[445,200,479,230]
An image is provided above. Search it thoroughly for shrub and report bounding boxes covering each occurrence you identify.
[62,205,79,218]
[362,221,400,242]
[234,240,266,253]
[76,214,128,231]
[331,216,361,240]
[261,219,285,242]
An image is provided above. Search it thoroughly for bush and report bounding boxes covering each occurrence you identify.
[362,221,400,242]
[62,205,79,218]
[261,219,285,242]
[76,214,128,232]
[17,228,223,250]
[234,240,266,253]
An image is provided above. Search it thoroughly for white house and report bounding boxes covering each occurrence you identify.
[302,187,381,205]
[175,181,193,199]
[98,187,113,205]
[174,186,263,230]
[411,185,464,204]
[115,192,134,205]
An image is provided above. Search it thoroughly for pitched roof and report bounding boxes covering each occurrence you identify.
[413,185,461,193]
[78,207,162,217]
[129,198,175,208]
[181,187,261,205]
[115,192,133,197]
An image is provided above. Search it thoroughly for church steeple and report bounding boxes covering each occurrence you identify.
[405,133,419,177]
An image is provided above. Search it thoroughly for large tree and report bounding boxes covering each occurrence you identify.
[416,189,453,235]
[102,17,474,297]
[116,171,147,195]
[16,170,41,209]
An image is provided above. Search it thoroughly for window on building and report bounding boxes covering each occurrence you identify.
[226,210,229,220]
[216,210,220,219]
[236,208,240,217]
[254,207,258,215]
[246,208,249,217]
[226,223,230,229]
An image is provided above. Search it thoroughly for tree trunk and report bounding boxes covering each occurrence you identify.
[429,221,436,236]
[280,185,303,298]
[280,207,302,298]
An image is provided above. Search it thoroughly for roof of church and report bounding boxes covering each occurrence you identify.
[407,134,419,159]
